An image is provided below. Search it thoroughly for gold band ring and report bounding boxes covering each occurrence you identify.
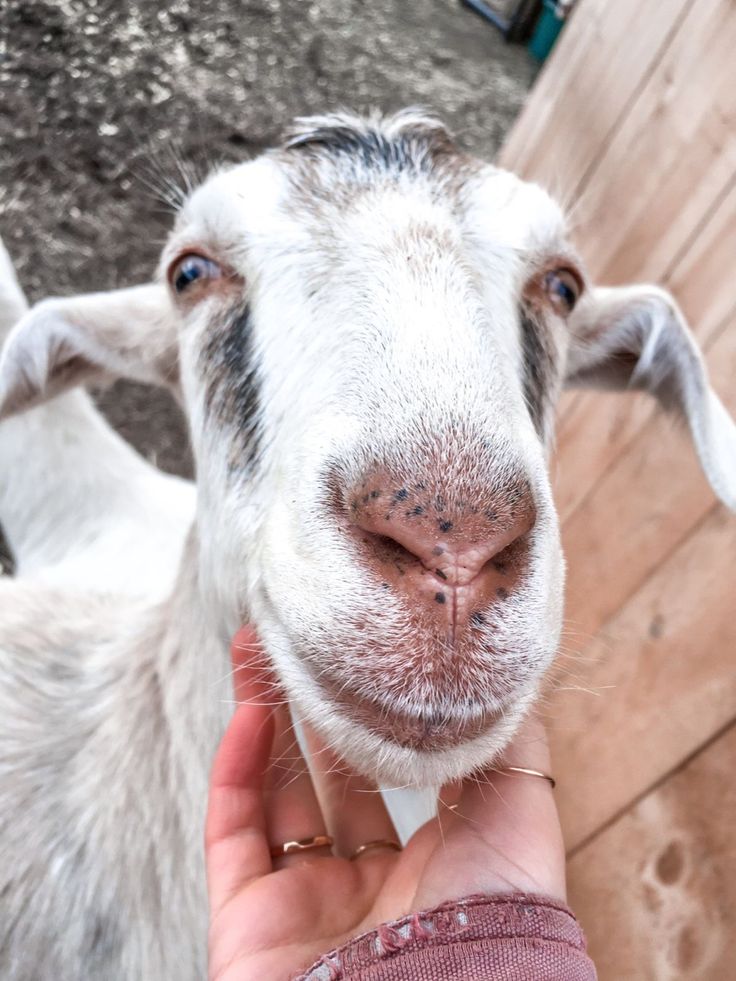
[496,765,556,789]
[350,839,403,860]
[270,834,334,859]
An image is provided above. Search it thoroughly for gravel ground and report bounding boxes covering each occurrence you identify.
[0,0,534,566]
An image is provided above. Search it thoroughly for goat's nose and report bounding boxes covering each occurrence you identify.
[345,473,536,641]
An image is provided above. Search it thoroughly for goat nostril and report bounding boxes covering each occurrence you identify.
[485,529,530,578]
[361,531,423,573]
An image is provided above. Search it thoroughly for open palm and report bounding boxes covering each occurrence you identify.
[206,629,565,981]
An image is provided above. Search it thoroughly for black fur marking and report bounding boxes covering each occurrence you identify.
[519,306,556,438]
[0,526,15,577]
[201,303,261,467]
[285,119,454,176]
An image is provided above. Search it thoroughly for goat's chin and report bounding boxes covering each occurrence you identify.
[297,687,533,787]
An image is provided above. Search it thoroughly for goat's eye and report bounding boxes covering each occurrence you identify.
[169,254,222,294]
[544,269,581,315]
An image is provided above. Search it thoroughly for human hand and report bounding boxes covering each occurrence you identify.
[206,627,566,981]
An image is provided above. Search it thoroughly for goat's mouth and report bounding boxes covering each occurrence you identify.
[325,685,502,752]
[301,674,531,787]
[254,571,550,782]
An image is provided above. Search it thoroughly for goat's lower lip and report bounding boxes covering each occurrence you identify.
[324,684,499,751]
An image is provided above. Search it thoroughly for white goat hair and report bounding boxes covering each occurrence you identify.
[0,112,734,980]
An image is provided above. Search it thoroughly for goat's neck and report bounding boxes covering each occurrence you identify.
[148,526,237,819]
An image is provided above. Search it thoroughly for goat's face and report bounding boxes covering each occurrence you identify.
[4,112,733,786]
[167,114,574,785]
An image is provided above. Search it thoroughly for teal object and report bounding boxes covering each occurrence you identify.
[529,1,565,62]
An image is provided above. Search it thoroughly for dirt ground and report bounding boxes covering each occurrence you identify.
[0,0,534,566]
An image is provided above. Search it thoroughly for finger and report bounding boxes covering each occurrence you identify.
[497,711,553,775]
[303,723,399,860]
[205,627,276,916]
[233,628,332,867]
[443,712,565,899]
[230,624,281,706]
[261,703,331,867]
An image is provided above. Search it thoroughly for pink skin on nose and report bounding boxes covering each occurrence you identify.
[346,473,536,646]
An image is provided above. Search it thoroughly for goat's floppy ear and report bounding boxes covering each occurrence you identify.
[565,284,736,510]
[0,284,179,419]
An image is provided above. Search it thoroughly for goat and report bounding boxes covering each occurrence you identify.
[0,111,734,981]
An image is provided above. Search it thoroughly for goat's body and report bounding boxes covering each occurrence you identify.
[0,525,225,979]
[0,243,219,978]
[0,584,204,980]
[0,483,219,979]
[0,392,194,592]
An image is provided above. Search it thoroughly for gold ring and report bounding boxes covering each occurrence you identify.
[270,834,334,858]
[496,765,556,789]
[350,839,403,860]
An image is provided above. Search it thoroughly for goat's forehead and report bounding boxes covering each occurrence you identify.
[170,158,292,253]
[168,154,568,266]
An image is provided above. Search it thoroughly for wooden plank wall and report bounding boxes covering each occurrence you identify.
[499,0,736,976]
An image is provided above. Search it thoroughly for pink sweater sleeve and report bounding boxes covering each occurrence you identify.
[293,894,597,980]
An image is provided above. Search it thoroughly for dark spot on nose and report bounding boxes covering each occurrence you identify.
[435,568,447,581]
[362,494,370,504]
[496,587,509,600]
[370,489,380,499]
[492,559,507,574]
[432,545,445,556]
[655,841,684,885]
[409,505,424,516]
[471,611,486,626]
[394,488,409,502]
[484,509,498,522]
[677,925,700,971]
[438,519,453,533]
[435,592,446,604]
[649,614,665,639]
